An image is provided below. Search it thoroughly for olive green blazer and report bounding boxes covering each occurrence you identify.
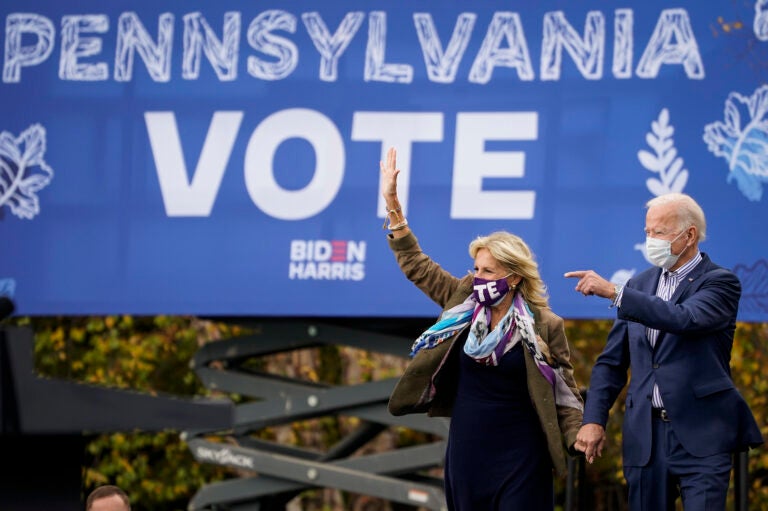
[386,231,584,477]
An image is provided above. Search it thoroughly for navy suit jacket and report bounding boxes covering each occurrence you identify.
[583,253,763,467]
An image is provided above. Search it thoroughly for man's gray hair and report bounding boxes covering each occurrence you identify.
[646,193,707,242]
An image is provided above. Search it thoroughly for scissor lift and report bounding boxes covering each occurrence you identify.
[185,319,450,511]
[0,325,234,511]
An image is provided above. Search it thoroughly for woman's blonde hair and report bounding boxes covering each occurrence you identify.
[468,231,549,310]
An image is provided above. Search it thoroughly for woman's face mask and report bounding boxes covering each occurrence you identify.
[645,229,687,270]
[472,274,512,306]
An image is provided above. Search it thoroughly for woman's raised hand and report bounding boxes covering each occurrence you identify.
[380,146,400,198]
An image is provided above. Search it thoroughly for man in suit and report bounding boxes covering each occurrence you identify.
[565,193,763,510]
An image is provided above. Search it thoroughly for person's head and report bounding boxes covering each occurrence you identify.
[468,231,549,309]
[644,193,706,271]
[86,485,130,511]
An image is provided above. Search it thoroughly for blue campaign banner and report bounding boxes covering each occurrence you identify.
[1,1,767,320]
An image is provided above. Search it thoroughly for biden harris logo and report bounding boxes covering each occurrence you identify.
[289,240,365,281]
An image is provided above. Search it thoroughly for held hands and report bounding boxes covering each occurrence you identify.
[564,270,615,299]
[574,423,606,464]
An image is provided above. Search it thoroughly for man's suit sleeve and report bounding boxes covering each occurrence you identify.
[582,318,631,427]
[618,269,739,334]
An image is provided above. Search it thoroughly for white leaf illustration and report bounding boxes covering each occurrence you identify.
[609,269,636,288]
[618,110,688,286]
[0,124,53,219]
[637,108,689,195]
[638,150,659,171]
[703,84,768,202]
[646,177,669,197]
[634,242,651,265]
[755,0,768,41]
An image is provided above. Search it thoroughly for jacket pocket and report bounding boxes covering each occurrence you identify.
[693,377,734,398]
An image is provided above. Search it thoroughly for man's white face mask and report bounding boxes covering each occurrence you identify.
[645,229,687,270]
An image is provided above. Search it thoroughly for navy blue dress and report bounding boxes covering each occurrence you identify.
[444,341,554,510]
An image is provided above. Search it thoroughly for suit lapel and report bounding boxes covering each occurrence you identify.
[655,254,712,351]
[670,253,712,303]
[637,269,663,353]
[641,267,664,294]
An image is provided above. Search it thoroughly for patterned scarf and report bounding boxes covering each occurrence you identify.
[408,296,476,357]
[410,293,583,411]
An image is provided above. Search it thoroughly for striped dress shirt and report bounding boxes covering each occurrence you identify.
[648,251,702,409]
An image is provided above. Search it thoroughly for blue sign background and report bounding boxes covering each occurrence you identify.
[2,1,767,320]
